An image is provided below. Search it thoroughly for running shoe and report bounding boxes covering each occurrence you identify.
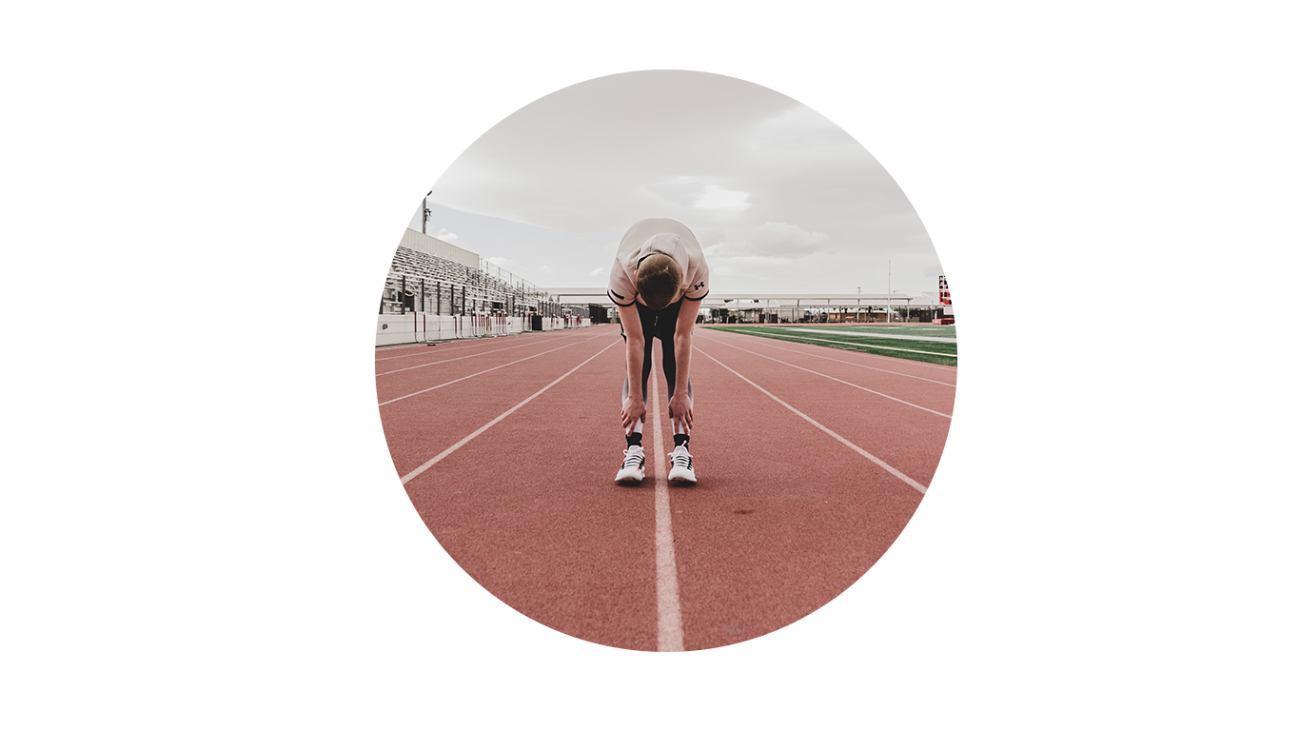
[668,444,697,485]
[615,445,646,484]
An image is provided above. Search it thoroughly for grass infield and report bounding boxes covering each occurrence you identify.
[797,324,957,337]
[703,325,958,366]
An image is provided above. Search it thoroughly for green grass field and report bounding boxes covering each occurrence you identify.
[703,324,958,365]
[796,324,957,337]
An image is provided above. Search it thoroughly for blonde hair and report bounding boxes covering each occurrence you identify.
[636,255,681,310]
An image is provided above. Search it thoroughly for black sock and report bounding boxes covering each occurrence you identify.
[626,433,643,448]
[673,434,689,449]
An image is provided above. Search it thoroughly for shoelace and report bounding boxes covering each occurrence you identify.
[670,450,692,469]
[622,449,645,468]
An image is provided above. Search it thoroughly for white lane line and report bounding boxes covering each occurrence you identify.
[703,337,951,419]
[377,330,591,374]
[400,338,621,485]
[376,327,601,362]
[379,337,597,406]
[706,328,957,367]
[377,340,545,375]
[697,348,928,495]
[651,371,685,652]
[696,333,956,388]
[375,340,476,361]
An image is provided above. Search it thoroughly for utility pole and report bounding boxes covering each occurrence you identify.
[887,260,891,323]
[421,189,432,235]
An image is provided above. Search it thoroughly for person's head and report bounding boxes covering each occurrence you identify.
[635,253,683,310]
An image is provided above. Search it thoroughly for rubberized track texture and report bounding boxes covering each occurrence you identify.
[376,324,956,651]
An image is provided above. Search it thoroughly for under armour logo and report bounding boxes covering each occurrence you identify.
[693,282,703,290]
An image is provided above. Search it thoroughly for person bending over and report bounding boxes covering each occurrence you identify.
[607,218,709,486]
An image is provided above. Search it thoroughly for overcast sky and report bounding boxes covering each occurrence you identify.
[407,70,944,296]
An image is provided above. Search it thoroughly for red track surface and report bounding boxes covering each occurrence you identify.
[376,324,955,651]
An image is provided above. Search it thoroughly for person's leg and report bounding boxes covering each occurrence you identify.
[661,320,696,484]
[616,314,651,484]
[619,314,651,445]
[673,380,694,446]
[655,299,694,450]
[636,299,657,407]
[620,374,644,442]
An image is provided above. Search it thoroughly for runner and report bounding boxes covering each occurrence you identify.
[607,218,709,485]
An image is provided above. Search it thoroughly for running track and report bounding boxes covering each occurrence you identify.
[376,324,956,651]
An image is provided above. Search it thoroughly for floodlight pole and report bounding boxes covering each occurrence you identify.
[887,260,891,323]
[421,189,432,235]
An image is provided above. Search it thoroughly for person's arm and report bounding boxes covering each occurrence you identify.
[618,302,646,434]
[668,296,703,432]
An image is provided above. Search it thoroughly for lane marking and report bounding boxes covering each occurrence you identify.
[697,347,928,495]
[376,326,602,362]
[375,340,476,361]
[705,328,957,367]
[377,329,592,374]
[377,339,552,375]
[379,337,601,406]
[650,371,685,652]
[702,337,951,419]
[697,332,955,388]
[400,338,621,485]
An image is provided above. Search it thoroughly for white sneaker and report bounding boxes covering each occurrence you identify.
[668,444,697,485]
[615,445,646,484]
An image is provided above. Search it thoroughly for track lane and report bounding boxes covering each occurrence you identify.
[745,340,958,388]
[375,328,610,406]
[700,327,957,387]
[376,327,597,370]
[375,338,483,360]
[379,321,950,652]
[696,331,957,416]
[694,342,950,486]
[379,337,604,407]
[660,345,926,650]
[380,333,621,477]
[401,339,660,651]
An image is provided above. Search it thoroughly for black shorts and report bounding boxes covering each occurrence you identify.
[626,297,682,342]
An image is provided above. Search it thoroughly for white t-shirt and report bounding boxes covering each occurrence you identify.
[606,218,710,307]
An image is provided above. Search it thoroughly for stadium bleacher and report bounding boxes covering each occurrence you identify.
[381,240,579,320]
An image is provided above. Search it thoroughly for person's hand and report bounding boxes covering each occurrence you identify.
[621,396,646,434]
[668,391,693,433]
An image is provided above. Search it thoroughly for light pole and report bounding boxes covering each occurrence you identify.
[421,189,432,235]
[887,260,891,324]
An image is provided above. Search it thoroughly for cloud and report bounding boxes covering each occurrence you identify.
[692,184,750,212]
[486,256,514,268]
[748,104,858,151]
[416,72,942,294]
[696,227,726,248]
[588,267,604,277]
[738,222,833,257]
[646,176,702,206]
[436,228,461,244]
[540,265,554,274]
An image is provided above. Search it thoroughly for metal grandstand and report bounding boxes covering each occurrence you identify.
[381,230,582,319]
